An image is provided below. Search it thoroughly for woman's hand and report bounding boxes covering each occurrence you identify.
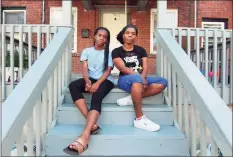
[89,82,100,93]
[142,78,148,91]
[85,79,92,91]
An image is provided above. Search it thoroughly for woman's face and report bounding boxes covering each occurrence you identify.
[123,27,137,44]
[95,29,108,46]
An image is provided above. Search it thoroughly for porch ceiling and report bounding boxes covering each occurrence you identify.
[82,0,149,10]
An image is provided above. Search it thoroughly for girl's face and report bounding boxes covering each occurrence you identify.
[123,27,137,44]
[95,29,108,46]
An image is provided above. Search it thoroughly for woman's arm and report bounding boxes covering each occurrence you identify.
[141,57,148,79]
[113,58,137,75]
[82,61,91,90]
[89,67,112,93]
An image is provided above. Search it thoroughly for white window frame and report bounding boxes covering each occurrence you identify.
[50,7,78,53]
[201,21,225,47]
[3,9,26,24]
[150,9,178,54]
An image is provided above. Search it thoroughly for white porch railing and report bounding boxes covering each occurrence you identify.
[2,26,73,156]
[156,29,232,156]
[166,28,232,104]
[1,25,59,102]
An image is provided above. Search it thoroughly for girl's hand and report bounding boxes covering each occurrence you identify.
[89,82,100,93]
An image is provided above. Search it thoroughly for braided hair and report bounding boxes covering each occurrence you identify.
[94,27,110,70]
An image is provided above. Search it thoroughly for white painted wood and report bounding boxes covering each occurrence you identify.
[62,53,65,91]
[26,116,34,156]
[46,26,50,45]
[65,47,68,86]
[213,30,218,88]
[191,103,197,156]
[10,25,14,91]
[35,101,41,156]
[156,29,232,155]
[28,25,32,69]
[184,88,189,149]
[2,27,73,153]
[168,61,172,104]
[16,133,24,156]
[4,25,58,34]
[48,77,53,129]
[187,29,190,57]
[19,25,24,80]
[157,0,167,28]
[196,29,200,69]
[58,60,62,97]
[166,28,232,38]
[204,29,209,78]
[200,119,207,156]
[231,33,233,103]
[163,55,167,95]
[1,25,6,101]
[210,136,219,156]
[62,0,72,25]
[42,87,47,134]
[221,30,226,100]
[37,26,41,59]
[178,28,182,45]
[177,78,183,131]
[53,67,58,118]
[172,69,177,120]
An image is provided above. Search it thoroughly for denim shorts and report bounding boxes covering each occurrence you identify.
[118,74,168,93]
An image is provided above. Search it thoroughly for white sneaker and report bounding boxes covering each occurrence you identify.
[134,116,160,132]
[116,95,133,106]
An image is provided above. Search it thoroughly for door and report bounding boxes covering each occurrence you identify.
[101,10,127,74]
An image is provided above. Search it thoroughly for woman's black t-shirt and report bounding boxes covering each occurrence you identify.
[112,45,148,76]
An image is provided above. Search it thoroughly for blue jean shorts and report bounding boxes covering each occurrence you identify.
[118,74,168,93]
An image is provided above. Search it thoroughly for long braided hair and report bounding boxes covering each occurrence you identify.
[94,27,110,70]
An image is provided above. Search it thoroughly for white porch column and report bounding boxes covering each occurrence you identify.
[62,0,72,25]
[157,0,167,28]
[62,0,72,82]
[156,0,167,76]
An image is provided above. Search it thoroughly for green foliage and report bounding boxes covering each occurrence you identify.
[5,50,28,69]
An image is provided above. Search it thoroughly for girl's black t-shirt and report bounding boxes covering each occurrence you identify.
[112,45,148,76]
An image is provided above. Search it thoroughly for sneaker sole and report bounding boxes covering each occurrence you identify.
[134,122,160,132]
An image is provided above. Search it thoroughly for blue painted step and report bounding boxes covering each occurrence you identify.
[45,124,189,156]
[57,103,173,125]
[64,88,165,104]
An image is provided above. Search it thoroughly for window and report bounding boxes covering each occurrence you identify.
[3,10,26,24]
[201,21,225,47]
[150,9,178,54]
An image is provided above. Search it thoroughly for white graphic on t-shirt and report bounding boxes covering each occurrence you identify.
[123,56,139,72]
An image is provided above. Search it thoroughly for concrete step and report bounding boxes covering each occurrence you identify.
[45,124,189,156]
[57,103,174,125]
[64,88,164,104]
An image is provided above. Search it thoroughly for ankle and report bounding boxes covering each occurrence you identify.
[136,115,144,120]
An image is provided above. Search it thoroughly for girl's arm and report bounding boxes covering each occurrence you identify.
[113,58,137,75]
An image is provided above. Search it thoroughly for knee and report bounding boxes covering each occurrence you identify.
[69,81,75,90]
[131,74,143,84]
[161,78,168,89]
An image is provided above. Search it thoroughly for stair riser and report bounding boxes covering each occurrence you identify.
[64,92,164,104]
[57,110,173,125]
[46,137,188,156]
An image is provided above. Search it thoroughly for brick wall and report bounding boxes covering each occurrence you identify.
[2,0,232,75]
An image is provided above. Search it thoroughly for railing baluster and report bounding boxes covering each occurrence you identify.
[10,25,15,91]
[177,77,183,130]
[37,26,41,59]
[35,100,41,156]
[200,119,207,156]
[58,60,62,98]
[168,60,172,104]
[53,67,58,118]
[178,28,182,45]
[172,69,177,120]
[210,136,219,156]
[221,30,226,100]
[42,87,48,134]
[16,132,24,156]
[28,25,32,69]
[213,30,218,88]
[184,88,189,148]
[48,77,53,129]
[2,25,6,101]
[231,32,233,103]
[19,25,24,80]
[62,52,65,91]
[191,101,197,156]
[196,29,200,69]
[187,29,191,57]
[204,29,209,78]
[65,47,68,86]
[46,26,50,45]
[26,115,34,156]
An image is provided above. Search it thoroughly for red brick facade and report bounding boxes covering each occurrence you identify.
[2,0,232,74]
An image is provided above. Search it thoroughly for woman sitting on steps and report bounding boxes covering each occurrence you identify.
[63,27,114,155]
